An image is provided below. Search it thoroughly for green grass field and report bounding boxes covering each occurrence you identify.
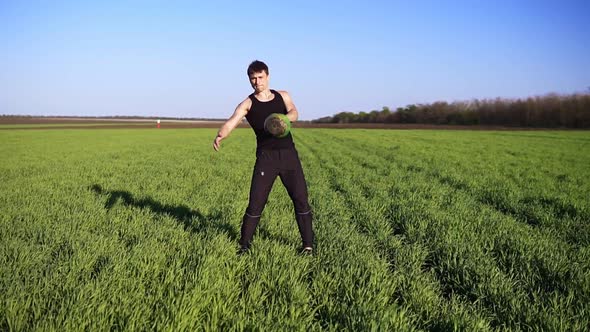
[1,128,589,331]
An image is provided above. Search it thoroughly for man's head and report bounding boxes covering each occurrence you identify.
[248,60,269,93]
[247,60,268,76]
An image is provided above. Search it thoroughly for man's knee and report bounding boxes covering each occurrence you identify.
[294,201,311,215]
[245,206,264,217]
[246,198,268,217]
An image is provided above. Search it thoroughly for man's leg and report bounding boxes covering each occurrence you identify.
[279,156,313,249]
[240,159,278,249]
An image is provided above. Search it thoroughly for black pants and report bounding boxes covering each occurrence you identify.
[239,148,313,248]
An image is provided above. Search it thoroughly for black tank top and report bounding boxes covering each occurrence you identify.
[245,89,295,150]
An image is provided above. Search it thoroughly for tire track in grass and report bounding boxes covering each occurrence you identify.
[308,130,495,330]
[295,131,418,330]
[381,162,586,330]
[298,131,481,330]
[328,130,589,246]
[376,133,588,290]
[312,129,590,330]
[406,133,590,245]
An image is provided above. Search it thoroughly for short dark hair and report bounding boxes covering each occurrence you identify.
[247,60,268,76]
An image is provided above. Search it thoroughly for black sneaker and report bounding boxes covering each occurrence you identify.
[300,247,313,256]
[237,245,250,256]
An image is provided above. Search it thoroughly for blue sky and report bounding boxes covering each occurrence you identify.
[1,0,588,120]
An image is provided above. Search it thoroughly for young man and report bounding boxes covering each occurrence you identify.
[213,60,314,254]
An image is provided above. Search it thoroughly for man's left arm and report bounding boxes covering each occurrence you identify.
[279,91,298,122]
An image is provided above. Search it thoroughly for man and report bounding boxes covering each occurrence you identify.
[213,60,314,255]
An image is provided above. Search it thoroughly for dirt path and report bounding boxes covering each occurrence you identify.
[0,116,563,130]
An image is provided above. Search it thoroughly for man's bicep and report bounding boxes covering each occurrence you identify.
[280,91,297,111]
[234,98,251,118]
[228,99,250,125]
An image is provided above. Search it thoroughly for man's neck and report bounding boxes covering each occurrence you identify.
[255,89,273,100]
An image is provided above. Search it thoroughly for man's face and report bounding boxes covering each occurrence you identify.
[249,71,269,93]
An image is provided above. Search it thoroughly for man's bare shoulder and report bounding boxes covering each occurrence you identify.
[277,90,293,100]
[237,96,253,111]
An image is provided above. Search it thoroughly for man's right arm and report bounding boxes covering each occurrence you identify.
[213,97,251,151]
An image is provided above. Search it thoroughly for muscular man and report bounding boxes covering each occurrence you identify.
[213,60,314,255]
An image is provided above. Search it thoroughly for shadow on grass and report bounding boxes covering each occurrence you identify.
[90,184,238,240]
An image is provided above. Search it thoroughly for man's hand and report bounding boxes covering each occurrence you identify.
[213,133,223,151]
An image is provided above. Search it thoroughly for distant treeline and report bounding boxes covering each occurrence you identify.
[313,93,590,128]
